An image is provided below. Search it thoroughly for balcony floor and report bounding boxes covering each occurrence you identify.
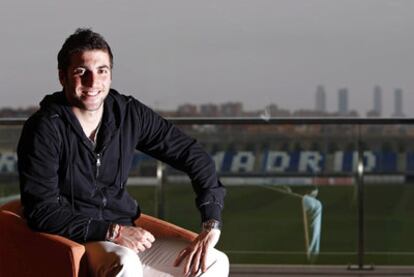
[230,264,414,276]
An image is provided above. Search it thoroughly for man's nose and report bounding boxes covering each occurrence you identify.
[82,71,98,88]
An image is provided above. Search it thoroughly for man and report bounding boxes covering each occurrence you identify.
[18,28,228,277]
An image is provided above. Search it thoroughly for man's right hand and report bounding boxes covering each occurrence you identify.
[113,226,155,253]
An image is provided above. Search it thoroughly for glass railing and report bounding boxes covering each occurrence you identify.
[1,117,414,269]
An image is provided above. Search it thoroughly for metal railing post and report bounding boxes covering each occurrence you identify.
[155,161,165,219]
[349,125,373,271]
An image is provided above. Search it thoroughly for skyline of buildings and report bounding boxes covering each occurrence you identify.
[315,85,405,118]
[171,86,405,118]
[0,86,407,118]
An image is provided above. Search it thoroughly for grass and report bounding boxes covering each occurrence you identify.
[126,182,414,265]
[2,180,414,265]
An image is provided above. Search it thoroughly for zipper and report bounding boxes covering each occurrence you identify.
[96,153,101,178]
[95,152,107,220]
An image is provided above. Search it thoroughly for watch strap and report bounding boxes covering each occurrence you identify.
[202,219,222,231]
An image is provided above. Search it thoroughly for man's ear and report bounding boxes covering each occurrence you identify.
[58,70,65,87]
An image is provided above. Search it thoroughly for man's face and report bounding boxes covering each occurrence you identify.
[59,50,112,113]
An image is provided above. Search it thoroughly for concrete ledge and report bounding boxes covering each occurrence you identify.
[230,264,414,276]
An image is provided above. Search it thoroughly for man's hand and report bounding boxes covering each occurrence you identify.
[174,229,221,276]
[113,226,155,253]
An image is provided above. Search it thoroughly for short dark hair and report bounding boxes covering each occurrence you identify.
[57,28,113,72]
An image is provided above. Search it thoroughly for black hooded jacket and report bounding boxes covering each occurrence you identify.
[18,89,225,242]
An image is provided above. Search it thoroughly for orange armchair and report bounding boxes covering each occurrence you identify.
[0,199,197,277]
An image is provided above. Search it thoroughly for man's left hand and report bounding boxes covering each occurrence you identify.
[173,228,221,276]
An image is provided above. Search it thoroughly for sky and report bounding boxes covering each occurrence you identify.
[0,0,413,117]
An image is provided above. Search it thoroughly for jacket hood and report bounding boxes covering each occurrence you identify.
[39,91,69,116]
[39,89,126,128]
[39,89,127,152]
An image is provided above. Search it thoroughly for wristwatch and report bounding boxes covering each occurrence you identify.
[106,223,122,242]
[202,219,221,231]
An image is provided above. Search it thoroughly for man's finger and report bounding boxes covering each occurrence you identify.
[142,240,152,249]
[184,249,196,276]
[174,248,188,266]
[191,247,203,275]
[137,243,146,252]
[147,233,155,242]
[140,231,155,243]
[201,247,208,273]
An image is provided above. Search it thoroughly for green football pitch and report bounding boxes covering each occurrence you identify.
[127,183,414,265]
[2,182,414,265]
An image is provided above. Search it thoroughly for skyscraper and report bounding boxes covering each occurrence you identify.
[315,85,326,113]
[393,88,405,117]
[373,85,382,117]
[338,88,348,116]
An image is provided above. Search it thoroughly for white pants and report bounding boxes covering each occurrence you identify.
[84,238,229,277]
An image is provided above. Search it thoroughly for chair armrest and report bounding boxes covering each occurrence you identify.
[0,210,86,277]
[135,214,198,242]
[0,198,23,215]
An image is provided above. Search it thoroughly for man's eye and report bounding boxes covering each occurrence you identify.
[74,68,86,75]
[98,69,109,74]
